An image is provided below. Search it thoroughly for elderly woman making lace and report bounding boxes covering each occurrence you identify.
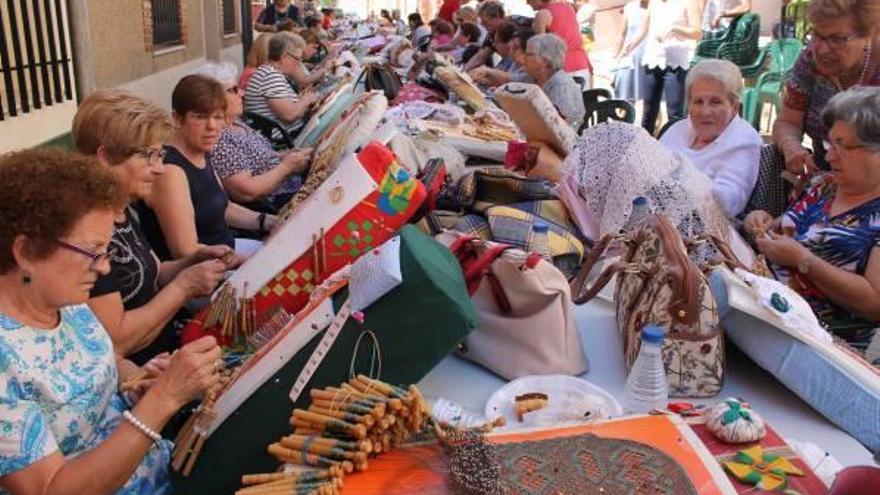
[0,150,221,494]
[745,87,880,359]
[660,59,762,218]
[773,0,880,175]
[521,33,586,130]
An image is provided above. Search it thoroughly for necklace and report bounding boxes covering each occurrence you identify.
[858,40,873,86]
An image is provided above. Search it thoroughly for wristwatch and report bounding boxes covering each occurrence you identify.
[797,254,814,275]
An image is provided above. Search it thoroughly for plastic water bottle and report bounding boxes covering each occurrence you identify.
[622,196,653,233]
[532,220,552,261]
[623,326,669,414]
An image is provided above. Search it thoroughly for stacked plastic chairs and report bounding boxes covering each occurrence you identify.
[692,13,761,67]
[740,38,804,129]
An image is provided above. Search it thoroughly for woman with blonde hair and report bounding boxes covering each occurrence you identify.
[773,0,880,175]
[240,33,273,91]
[74,90,231,364]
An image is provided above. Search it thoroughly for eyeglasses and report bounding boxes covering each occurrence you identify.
[225,85,241,95]
[805,29,862,49]
[131,147,167,164]
[285,51,303,61]
[823,138,880,153]
[55,239,116,269]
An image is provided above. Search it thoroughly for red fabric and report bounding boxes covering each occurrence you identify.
[544,2,591,73]
[390,83,446,106]
[322,14,331,30]
[238,67,256,93]
[504,141,530,171]
[437,0,461,23]
[181,142,426,345]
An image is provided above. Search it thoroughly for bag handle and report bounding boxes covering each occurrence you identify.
[463,244,514,293]
[570,233,622,305]
[686,234,747,272]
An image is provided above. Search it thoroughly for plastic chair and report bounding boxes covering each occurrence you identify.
[714,16,761,67]
[741,38,803,128]
[694,12,759,61]
[656,117,684,139]
[579,99,636,133]
[738,144,793,222]
[243,111,297,150]
[582,87,611,112]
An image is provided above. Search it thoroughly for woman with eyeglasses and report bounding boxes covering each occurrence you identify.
[196,62,312,212]
[0,149,221,494]
[773,0,880,176]
[135,74,275,262]
[73,90,231,365]
[746,87,880,364]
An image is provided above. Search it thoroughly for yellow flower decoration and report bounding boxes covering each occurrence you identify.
[723,445,804,492]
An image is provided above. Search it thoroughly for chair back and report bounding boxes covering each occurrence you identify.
[579,99,636,133]
[243,111,296,150]
[772,38,803,74]
[740,144,792,220]
[582,87,611,111]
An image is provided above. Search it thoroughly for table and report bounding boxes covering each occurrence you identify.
[418,299,876,467]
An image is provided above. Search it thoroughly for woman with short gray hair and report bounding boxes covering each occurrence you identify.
[522,33,585,129]
[744,86,880,363]
[660,58,761,217]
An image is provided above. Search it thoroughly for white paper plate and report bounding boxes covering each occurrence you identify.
[484,375,623,431]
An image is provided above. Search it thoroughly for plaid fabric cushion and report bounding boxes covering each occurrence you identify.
[439,169,557,212]
[486,204,586,278]
[743,144,793,219]
[506,200,586,240]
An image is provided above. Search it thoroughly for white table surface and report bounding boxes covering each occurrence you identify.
[417,299,877,467]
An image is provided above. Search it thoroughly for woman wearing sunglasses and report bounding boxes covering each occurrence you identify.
[773,0,880,176]
[0,149,222,494]
[73,90,231,365]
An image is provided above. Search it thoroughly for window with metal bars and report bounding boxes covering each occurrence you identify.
[152,0,182,47]
[222,0,237,35]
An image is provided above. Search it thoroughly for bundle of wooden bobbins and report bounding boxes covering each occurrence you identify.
[237,375,431,495]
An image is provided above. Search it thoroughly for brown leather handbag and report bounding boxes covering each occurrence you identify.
[358,63,403,102]
[571,214,724,397]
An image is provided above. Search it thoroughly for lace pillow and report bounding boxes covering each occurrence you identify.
[349,236,403,312]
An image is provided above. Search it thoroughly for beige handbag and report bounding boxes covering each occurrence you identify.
[438,232,589,380]
[571,214,724,398]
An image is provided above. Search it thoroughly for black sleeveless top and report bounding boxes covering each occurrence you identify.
[135,146,234,260]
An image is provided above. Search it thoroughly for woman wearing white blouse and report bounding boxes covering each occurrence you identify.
[660,59,762,218]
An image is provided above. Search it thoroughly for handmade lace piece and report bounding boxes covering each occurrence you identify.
[443,429,699,495]
[561,122,729,244]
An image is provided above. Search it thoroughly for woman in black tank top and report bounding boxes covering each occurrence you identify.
[137,74,278,260]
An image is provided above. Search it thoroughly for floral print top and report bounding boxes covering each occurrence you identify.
[773,174,880,346]
[212,121,302,198]
[783,47,880,168]
[0,305,172,494]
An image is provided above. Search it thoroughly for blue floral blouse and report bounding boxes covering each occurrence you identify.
[0,305,172,494]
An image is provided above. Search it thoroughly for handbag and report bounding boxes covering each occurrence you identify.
[438,232,589,380]
[358,63,403,101]
[571,214,724,398]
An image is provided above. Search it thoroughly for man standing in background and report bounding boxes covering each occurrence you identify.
[255,0,302,32]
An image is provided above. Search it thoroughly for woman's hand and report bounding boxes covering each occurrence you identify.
[755,231,811,267]
[780,140,818,177]
[124,353,171,405]
[190,244,235,266]
[172,259,227,298]
[743,210,774,237]
[281,148,313,175]
[149,337,222,411]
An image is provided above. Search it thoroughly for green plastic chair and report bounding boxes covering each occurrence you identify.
[741,38,803,128]
[579,99,636,133]
[694,12,759,64]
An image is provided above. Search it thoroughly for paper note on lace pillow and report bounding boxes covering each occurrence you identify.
[349,236,403,312]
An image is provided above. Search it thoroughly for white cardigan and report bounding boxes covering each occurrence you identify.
[660,116,762,217]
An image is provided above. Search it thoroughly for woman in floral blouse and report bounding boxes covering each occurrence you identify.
[198,62,312,212]
[746,87,880,362]
[772,0,880,176]
[0,150,222,494]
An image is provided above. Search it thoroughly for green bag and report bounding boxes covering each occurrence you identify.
[172,226,477,493]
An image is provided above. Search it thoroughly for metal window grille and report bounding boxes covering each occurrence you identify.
[152,0,182,47]
[222,0,236,35]
[0,0,74,121]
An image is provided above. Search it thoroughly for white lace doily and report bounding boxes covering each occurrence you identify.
[561,121,729,242]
